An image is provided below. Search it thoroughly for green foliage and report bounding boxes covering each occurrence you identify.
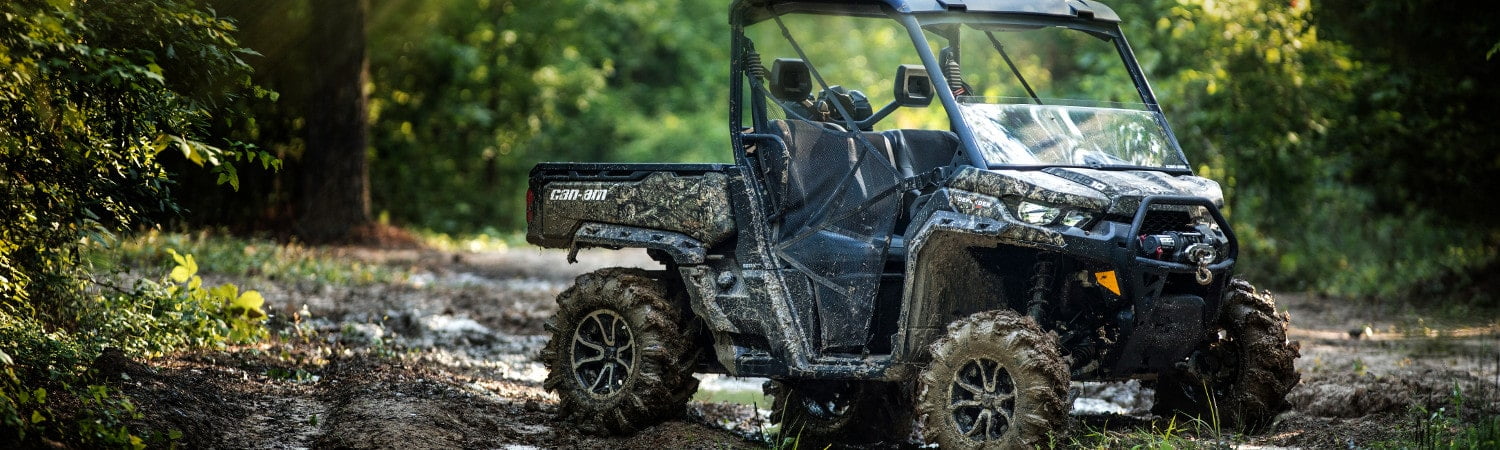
[0,248,267,446]
[0,0,276,446]
[416,229,527,253]
[182,0,732,234]
[1063,416,1229,449]
[1110,0,1499,299]
[0,0,260,319]
[359,0,730,233]
[94,248,269,354]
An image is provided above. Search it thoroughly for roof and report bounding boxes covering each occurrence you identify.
[733,0,1121,24]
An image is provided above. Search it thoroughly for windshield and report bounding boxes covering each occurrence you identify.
[958,101,1184,168]
[919,17,1189,169]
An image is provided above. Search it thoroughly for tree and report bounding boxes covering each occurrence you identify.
[297,0,373,243]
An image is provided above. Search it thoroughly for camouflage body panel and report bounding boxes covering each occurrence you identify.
[1041,168,1224,216]
[530,169,735,249]
[946,166,1223,217]
[948,166,1111,211]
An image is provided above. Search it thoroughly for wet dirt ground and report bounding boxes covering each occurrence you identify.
[107,246,1500,448]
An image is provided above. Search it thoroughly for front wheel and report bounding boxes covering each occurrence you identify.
[540,268,699,435]
[1153,278,1301,431]
[919,310,1070,448]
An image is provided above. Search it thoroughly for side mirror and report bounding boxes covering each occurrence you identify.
[770,58,812,102]
[895,64,933,107]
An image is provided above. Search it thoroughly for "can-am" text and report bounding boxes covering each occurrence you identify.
[549,188,609,201]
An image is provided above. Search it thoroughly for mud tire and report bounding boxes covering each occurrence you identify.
[1153,278,1301,431]
[767,380,913,447]
[919,310,1069,449]
[541,268,699,435]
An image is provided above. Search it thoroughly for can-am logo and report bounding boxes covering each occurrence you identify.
[549,188,609,201]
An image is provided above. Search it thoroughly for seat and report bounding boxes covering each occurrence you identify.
[880,129,963,238]
[881,129,963,179]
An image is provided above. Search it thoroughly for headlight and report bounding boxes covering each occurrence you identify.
[1061,209,1092,227]
[1015,201,1060,225]
[1010,200,1093,228]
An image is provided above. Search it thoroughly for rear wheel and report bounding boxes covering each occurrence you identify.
[768,380,913,447]
[1153,279,1300,431]
[918,310,1069,449]
[541,268,699,435]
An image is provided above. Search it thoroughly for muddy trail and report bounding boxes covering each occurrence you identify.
[104,247,1500,448]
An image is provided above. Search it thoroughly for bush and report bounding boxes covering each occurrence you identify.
[0,247,267,447]
[0,0,273,446]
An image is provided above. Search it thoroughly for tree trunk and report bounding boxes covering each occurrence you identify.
[298,0,371,243]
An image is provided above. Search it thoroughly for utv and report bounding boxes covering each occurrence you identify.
[525,0,1300,447]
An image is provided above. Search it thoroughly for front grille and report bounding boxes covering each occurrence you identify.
[1138,209,1193,235]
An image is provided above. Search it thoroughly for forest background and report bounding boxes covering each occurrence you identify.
[191,0,1498,301]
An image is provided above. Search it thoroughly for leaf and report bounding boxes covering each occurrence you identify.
[31,410,44,424]
[168,248,187,266]
[176,136,203,166]
[214,163,240,191]
[234,290,264,310]
[169,252,197,283]
[169,265,191,283]
[234,290,266,319]
[0,349,11,365]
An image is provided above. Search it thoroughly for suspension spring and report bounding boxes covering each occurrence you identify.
[945,59,965,94]
[1026,257,1056,323]
[746,51,767,82]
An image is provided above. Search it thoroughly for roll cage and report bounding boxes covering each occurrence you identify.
[728,0,1190,174]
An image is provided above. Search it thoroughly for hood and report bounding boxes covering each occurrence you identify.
[947,167,1224,216]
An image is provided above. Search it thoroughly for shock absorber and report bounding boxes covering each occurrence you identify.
[1027,256,1056,323]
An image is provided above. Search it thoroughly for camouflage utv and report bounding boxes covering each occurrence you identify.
[525,0,1300,447]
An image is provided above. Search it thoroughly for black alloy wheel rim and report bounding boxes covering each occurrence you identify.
[570,309,636,397]
[948,357,1016,442]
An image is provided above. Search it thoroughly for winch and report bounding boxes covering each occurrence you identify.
[1139,223,1227,285]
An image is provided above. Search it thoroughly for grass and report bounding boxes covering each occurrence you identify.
[1369,389,1500,449]
[88,229,410,286]
[1063,416,1236,449]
